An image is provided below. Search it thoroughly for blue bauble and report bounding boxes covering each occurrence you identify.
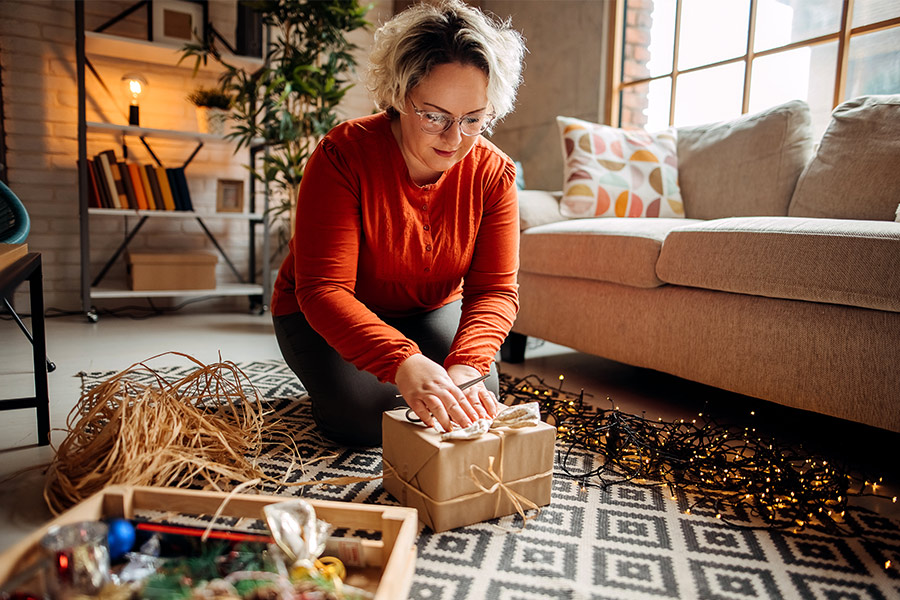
[106,518,136,560]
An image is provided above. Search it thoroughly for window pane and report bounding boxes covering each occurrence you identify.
[851,0,900,28]
[674,62,745,126]
[750,43,837,139]
[623,0,676,82]
[845,27,900,100]
[754,0,842,52]
[619,77,672,130]
[678,0,750,70]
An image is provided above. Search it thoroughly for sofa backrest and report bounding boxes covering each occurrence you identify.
[676,100,814,220]
[788,95,900,222]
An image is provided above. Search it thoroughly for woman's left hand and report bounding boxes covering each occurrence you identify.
[447,364,501,421]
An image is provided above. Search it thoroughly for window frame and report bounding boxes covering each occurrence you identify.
[604,0,900,127]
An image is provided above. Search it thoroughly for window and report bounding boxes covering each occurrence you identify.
[610,0,900,137]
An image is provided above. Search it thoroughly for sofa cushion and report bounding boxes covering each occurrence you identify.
[520,218,703,288]
[656,217,900,312]
[788,95,900,222]
[677,100,813,219]
[556,116,685,219]
[518,189,566,230]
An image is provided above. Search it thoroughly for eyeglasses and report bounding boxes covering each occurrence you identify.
[410,100,495,136]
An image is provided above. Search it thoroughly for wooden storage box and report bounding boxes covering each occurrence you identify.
[127,252,217,290]
[0,486,418,600]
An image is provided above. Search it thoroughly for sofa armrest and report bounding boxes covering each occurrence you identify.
[518,189,566,230]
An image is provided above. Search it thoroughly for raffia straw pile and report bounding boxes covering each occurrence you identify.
[44,352,291,515]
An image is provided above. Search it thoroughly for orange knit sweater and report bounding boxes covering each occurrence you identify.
[271,112,519,383]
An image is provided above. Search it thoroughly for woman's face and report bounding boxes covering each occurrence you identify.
[396,62,490,185]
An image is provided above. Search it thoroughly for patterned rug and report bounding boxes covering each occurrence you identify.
[79,360,900,600]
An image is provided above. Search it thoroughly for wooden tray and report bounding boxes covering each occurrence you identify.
[0,485,418,599]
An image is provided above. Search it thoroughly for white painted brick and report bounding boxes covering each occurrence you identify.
[5,182,56,200]
[41,24,78,45]
[6,134,73,156]
[49,219,81,234]
[2,70,75,93]
[3,101,51,121]
[0,1,70,25]
[29,232,79,250]
[0,19,42,39]
[0,36,53,59]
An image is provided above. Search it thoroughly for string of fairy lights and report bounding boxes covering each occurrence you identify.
[499,372,897,571]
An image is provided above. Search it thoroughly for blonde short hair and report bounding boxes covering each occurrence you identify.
[366,0,526,121]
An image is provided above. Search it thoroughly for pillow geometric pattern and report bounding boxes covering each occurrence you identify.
[557,116,684,219]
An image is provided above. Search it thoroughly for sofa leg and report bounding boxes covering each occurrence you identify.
[501,331,527,363]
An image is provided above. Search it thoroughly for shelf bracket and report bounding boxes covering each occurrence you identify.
[139,136,164,167]
[182,142,204,168]
[91,216,148,287]
[93,0,150,34]
[194,217,246,284]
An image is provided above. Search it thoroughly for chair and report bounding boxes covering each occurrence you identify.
[1,181,55,372]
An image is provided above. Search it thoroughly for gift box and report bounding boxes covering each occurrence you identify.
[382,406,555,532]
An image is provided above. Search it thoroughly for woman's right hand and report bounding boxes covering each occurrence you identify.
[394,354,479,431]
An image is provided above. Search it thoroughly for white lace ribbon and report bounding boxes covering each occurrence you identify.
[439,402,541,441]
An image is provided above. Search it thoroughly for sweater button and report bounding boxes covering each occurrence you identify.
[421,204,427,210]
[424,267,431,272]
[423,224,430,231]
[425,245,432,251]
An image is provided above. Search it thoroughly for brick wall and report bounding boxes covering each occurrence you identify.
[0,0,389,313]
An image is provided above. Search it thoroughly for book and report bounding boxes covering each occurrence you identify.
[155,166,177,211]
[84,159,102,208]
[171,167,194,211]
[0,243,28,271]
[93,158,113,208]
[165,168,183,210]
[118,162,138,209]
[95,151,121,208]
[144,165,164,210]
[99,150,128,209]
[127,163,149,210]
[137,163,156,210]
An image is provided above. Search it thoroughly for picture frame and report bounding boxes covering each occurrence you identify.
[216,179,244,213]
[152,0,204,46]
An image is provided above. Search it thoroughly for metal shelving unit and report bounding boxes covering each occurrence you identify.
[74,2,271,321]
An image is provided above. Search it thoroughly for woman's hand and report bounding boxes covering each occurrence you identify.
[447,363,501,421]
[395,354,482,431]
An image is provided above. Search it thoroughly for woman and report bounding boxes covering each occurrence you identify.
[271,0,526,447]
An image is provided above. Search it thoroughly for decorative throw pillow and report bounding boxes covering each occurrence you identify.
[557,116,684,219]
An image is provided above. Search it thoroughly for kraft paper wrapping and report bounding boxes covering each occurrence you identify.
[381,409,556,532]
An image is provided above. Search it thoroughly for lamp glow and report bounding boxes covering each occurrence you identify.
[121,73,148,126]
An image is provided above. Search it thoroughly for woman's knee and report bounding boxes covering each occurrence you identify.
[311,387,396,447]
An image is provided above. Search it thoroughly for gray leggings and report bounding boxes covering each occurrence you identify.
[273,299,499,447]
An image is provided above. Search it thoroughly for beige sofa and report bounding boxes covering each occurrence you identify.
[506,96,900,433]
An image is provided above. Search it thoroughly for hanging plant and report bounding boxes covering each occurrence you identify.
[180,0,370,249]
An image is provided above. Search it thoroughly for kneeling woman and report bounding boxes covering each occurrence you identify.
[271,0,526,446]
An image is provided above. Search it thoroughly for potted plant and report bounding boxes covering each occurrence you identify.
[180,0,369,251]
[187,86,233,135]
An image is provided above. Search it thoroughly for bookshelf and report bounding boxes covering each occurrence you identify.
[74,3,271,321]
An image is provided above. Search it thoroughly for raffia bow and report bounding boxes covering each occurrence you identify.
[469,454,541,530]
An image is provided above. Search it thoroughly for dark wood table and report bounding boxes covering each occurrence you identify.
[0,252,50,445]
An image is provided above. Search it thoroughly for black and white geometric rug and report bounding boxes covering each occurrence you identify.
[80,360,900,600]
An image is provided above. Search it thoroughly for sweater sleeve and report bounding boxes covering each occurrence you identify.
[444,159,520,374]
[291,139,421,383]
